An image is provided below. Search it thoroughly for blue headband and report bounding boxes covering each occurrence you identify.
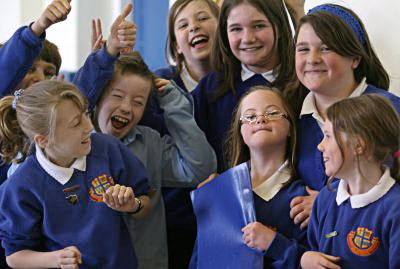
[11,89,23,110]
[308,4,365,45]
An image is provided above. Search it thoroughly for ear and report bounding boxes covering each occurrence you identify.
[353,137,366,156]
[34,134,49,149]
[351,56,361,69]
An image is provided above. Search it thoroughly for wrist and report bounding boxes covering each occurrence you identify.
[30,21,46,37]
[128,197,143,215]
[105,40,119,57]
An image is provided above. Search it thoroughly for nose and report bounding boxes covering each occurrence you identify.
[83,114,94,133]
[189,20,200,33]
[32,69,45,83]
[255,114,267,124]
[119,97,132,114]
[242,28,256,43]
[317,138,324,153]
[307,50,322,65]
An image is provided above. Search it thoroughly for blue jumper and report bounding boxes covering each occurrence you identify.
[308,179,400,268]
[0,133,150,268]
[297,85,400,191]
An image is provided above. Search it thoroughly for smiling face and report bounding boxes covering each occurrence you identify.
[227,3,277,73]
[318,120,356,179]
[240,90,290,152]
[97,74,152,139]
[43,99,94,167]
[295,23,360,96]
[174,0,218,66]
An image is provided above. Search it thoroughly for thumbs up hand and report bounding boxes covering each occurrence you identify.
[106,3,136,57]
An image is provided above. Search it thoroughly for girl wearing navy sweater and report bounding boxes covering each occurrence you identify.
[290,4,400,230]
[192,86,308,268]
[192,0,298,172]
[301,94,400,269]
[0,80,150,268]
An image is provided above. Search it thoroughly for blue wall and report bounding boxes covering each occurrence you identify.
[133,0,169,71]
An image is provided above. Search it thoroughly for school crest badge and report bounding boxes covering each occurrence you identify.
[347,227,379,256]
[88,174,115,202]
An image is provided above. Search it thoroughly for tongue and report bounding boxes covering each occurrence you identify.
[193,40,208,49]
[111,119,126,129]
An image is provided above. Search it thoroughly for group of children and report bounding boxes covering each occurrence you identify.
[0,0,399,268]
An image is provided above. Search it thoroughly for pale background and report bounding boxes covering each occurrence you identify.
[0,0,399,95]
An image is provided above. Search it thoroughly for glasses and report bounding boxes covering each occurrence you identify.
[240,110,288,125]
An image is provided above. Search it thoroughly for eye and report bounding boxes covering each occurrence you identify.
[244,114,257,121]
[321,45,331,52]
[228,26,242,33]
[198,15,210,21]
[267,110,281,116]
[177,22,188,30]
[254,23,266,30]
[112,94,123,99]
[296,46,309,53]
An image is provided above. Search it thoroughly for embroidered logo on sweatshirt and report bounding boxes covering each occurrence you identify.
[88,174,115,202]
[347,227,379,256]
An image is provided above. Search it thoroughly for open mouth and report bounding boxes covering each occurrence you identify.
[111,115,130,129]
[190,35,209,48]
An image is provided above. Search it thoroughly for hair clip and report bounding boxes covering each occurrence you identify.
[11,89,23,110]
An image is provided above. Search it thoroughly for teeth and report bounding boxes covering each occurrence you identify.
[191,36,208,45]
[112,116,129,124]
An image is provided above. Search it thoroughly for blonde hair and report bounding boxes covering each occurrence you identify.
[327,94,400,182]
[0,80,87,163]
[224,85,298,179]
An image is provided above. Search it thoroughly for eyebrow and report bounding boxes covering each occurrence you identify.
[176,10,209,24]
[242,104,282,114]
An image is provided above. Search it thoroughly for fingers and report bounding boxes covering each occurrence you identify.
[299,216,310,230]
[293,208,309,225]
[47,0,71,23]
[104,184,134,208]
[290,195,303,208]
[306,186,319,196]
[154,78,171,92]
[197,173,219,188]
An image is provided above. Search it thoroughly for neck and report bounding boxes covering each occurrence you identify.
[342,159,383,196]
[250,146,286,188]
[44,149,74,168]
[314,81,359,121]
[184,59,211,82]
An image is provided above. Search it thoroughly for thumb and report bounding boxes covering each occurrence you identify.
[121,3,133,20]
[306,186,317,195]
[111,4,133,31]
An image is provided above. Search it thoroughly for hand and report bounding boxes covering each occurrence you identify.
[242,222,276,252]
[31,0,72,37]
[300,251,341,269]
[91,18,104,52]
[103,184,137,212]
[290,187,318,229]
[54,246,82,269]
[106,3,136,57]
[50,74,65,81]
[154,78,171,92]
[197,172,219,188]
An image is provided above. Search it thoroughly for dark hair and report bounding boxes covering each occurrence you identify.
[166,0,220,74]
[326,94,400,183]
[296,4,389,90]
[39,40,62,75]
[0,81,87,163]
[224,85,298,179]
[211,0,297,102]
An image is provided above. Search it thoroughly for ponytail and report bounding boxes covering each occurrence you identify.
[0,96,28,164]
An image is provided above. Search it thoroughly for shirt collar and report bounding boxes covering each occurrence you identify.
[336,167,395,208]
[180,63,198,92]
[252,160,291,202]
[35,144,86,185]
[300,77,368,125]
[241,63,277,82]
[121,126,143,146]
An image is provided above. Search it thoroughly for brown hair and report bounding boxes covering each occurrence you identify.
[166,0,220,74]
[224,85,298,179]
[211,0,297,102]
[327,94,400,183]
[40,40,62,75]
[0,80,87,163]
[296,5,389,90]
